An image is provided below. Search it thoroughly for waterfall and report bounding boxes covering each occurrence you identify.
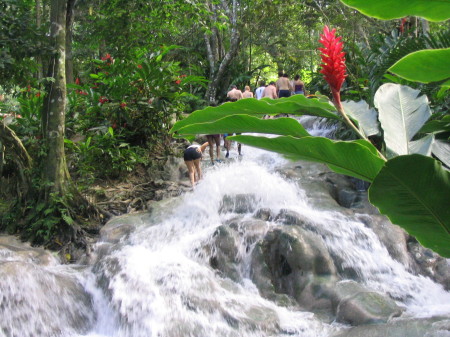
[1,119,449,337]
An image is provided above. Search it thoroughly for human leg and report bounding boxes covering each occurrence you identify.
[184,160,196,187]
[193,159,202,182]
[236,133,242,155]
[224,134,230,158]
[206,135,215,163]
[213,135,221,160]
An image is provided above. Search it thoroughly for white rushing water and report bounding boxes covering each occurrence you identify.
[1,119,450,337]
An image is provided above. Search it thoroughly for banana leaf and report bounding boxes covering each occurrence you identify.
[389,48,450,84]
[175,115,310,138]
[375,84,432,157]
[369,155,450,257]
[171,95,339,133]
[229,135,385,182]
[340,0,450,22]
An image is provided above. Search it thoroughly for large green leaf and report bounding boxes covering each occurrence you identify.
[175,115,310,138]
[340,0,450,22]
[389,48,450,83]
[369,155,450,257]
[419,115,450,134]
[171,95,339,133]
[229,135,385,182]
[374,84,432,157]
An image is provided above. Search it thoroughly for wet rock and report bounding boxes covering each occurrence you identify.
[148,155,186,182]
[332,317,450,337]
[274,209,313,228]
[100,212,153,243]
[208,218,269,282]
[0,261,94,337]
[250,226,338,312]
[274,209,334,237]
[219,194,258,214]
[333,280,404,325]
[0,235,59,266]
[254,208,274,221]
[357,214,414,270]
[408,240,450,290]
[250,242,298,307]
[434,258,450,291]
[209,224,241,281]
[337,292,403,326]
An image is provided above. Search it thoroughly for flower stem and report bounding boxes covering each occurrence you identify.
[332,91,387,161]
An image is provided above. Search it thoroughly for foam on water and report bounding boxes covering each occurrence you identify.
[2,121,449,337]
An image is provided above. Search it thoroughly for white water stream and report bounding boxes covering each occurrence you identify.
[1,119,450,337]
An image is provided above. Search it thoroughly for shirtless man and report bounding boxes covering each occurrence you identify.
[226,85,243,101]
[276,73,293,98]
[206,84,242,165]
[262,82,277,99]
[225,85,243,157]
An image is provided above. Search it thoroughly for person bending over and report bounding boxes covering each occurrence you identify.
[183,142,209,188]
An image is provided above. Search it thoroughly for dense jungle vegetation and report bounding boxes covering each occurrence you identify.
[0,0,449,260]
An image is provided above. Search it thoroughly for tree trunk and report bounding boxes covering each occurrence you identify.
[42,0,69,200]
[65,0,76,85]
[204,0,241,105]
[36,0,44,81]
[420,18,430,35]
[0,123,33,200]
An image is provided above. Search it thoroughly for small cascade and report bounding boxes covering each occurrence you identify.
[1,118,449,337]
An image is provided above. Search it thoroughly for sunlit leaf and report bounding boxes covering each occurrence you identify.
[229,135,385,182]
[171,95,339,133]
[340,0,450,22]
[375,84,431,157]
[176,115,310,138]
[342,100,380,137]
[432,140,450,168]
[389,48,450,83]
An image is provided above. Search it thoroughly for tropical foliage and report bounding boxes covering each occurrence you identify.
[171,3,450,257]
[1,0,449,253]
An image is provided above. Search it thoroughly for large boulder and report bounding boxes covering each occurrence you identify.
[250,226,338,312]
[207,218,270,282]
[333,281,404,325]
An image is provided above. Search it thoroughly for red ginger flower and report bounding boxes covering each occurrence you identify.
[318,26,347,107]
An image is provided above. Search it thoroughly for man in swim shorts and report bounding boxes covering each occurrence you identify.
[183,142,209,188]
[206,134,221,163]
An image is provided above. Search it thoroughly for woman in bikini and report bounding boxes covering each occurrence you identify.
[183,142,209,188]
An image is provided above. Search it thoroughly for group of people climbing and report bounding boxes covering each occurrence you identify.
[255,72,306,99]
[183,72,307,188]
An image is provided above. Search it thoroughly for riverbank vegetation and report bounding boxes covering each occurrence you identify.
[0,0,449,260]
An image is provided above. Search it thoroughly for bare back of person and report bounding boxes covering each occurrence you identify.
[262,84,277,99]
[227,87,243,101]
